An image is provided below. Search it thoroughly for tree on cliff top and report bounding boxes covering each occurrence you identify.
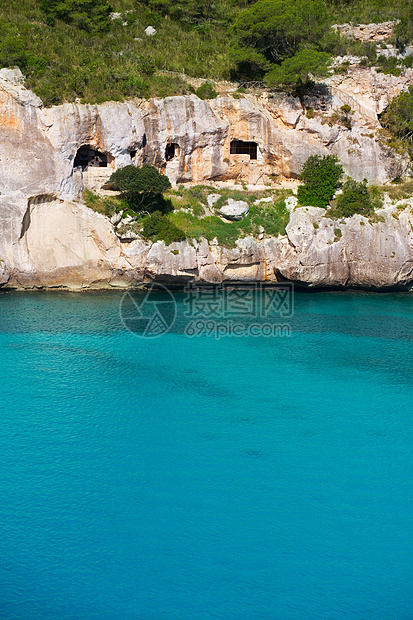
[109,164,172,213]
[232,0,331,91]
[265,49,331,91]
[233,0,328,63]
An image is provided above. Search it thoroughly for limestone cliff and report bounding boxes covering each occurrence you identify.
[1,67,413,290]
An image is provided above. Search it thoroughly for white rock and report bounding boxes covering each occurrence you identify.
[285,196,298,211]
[207,193,221,207]
[0,67,25,85]
[118,230,139,240]
[111,211,123,226]
[218,198,249,221]
[0,259,9,285]
[145,26,156,36]
[254,197,273,205]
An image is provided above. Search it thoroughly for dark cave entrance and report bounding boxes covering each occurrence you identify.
[74,146,108,171]
[165,143,179,161]
[230,140,258,160]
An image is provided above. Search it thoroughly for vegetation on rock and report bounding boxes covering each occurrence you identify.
[195,81,218,100]
[1,0,411,105]
[40,0,112,31]
[297,155,343,209]
[83,184,292,247]
[142,211,185,245]
[380,86,413,157]
[109,164,172,213]
[330,178,374,217]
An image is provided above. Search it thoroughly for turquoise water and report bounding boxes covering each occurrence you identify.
[1,289,413,619]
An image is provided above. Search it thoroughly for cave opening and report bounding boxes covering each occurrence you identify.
[165,143,179,161]
[74,146,108,171]
[230,140,258,160]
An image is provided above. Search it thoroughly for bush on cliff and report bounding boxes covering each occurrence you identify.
[109,165,172,213]
[264,49,331,92]
[142,211,185,245]
[297,154,343,208]
[330,179,374,217]
[380,85,413,155]
[195,81,218,100]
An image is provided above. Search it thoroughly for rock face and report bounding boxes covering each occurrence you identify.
[265,203,413,289]
[4,194,413,290]
[0,67,404,202]
[329,66,413,118]
[1,67,413,290]
[332,21,397,42]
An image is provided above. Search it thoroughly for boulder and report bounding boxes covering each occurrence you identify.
[217,198,249,221]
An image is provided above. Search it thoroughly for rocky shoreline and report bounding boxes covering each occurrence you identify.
[1,192,412,291]
[1,67,413,291]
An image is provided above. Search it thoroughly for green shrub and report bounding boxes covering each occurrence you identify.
[195,81,218,100]
[142,211,185,245]
[376,55,402,76]
[380,85,413,156]
[331,179,373,217]
[297,155,344,208]
[40,0,112,32]
[265,49,331,92]
[109,165,171,212]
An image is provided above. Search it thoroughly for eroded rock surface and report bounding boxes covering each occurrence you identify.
[1,68,413,290]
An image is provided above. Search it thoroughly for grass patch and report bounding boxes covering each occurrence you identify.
[83,189,127,216]
[383,180,413,202]
[168,189,290,246]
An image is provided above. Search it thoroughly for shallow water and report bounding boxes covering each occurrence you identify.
[1,289,413,619]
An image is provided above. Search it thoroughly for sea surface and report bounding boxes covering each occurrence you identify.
[1,288,413,619]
